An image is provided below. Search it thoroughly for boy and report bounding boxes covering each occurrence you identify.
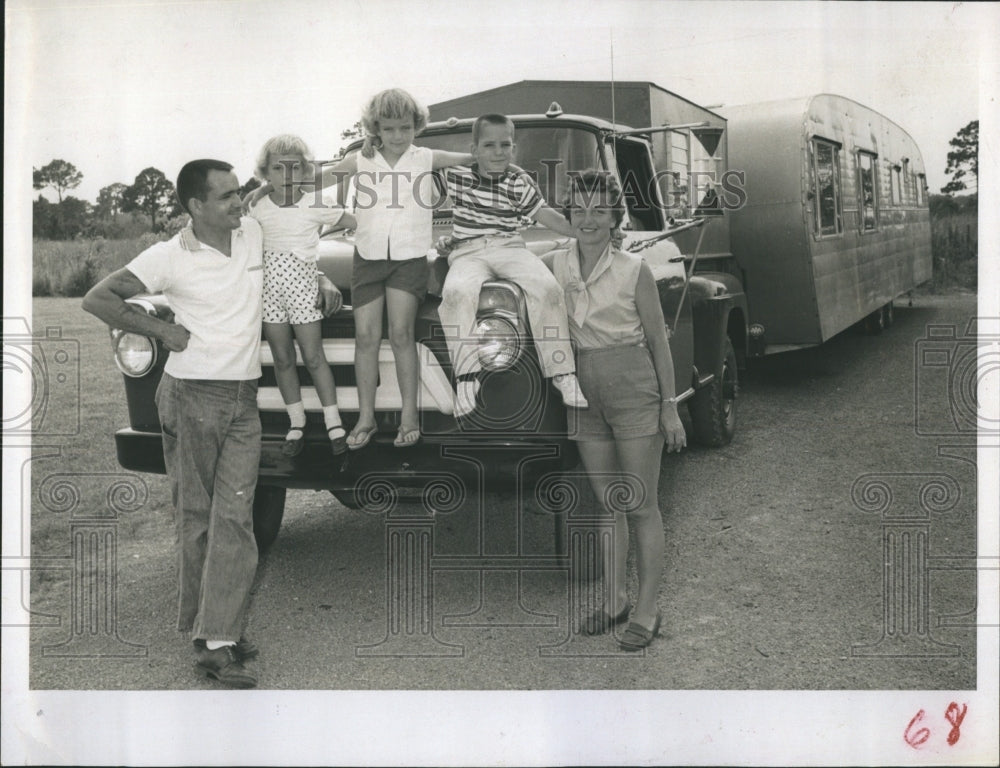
[437,113,588,417]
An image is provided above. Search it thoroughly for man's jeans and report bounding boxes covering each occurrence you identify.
[438,235,577,378]
[155,374,261,641]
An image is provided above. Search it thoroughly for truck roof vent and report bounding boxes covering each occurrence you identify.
[545,102,563,118]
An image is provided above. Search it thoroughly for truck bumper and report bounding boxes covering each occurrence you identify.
[115,428,579,491]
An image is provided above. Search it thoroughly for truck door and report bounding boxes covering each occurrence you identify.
[609,136,694,399]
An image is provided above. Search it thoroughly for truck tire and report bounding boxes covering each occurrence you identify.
[688,337,738,447]
[252,485,286,553]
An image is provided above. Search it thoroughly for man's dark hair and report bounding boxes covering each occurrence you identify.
[472,113,515,144]
[176,159,234,213]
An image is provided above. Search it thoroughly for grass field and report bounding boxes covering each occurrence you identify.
[32,234,164,297]
[27,297,173,602]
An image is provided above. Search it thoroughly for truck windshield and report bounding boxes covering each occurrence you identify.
[417,125,604,211]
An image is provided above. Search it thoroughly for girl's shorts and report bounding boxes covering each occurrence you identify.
[263,250,323,325]
[351,248,429,308]
[570,343,661,442]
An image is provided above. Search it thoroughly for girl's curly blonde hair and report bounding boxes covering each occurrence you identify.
[359,88,429,159]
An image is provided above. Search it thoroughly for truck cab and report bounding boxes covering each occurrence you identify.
[108,96,746,551]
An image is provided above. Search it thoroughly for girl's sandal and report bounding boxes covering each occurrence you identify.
[328,425,348,456]
[347,425,377,451]
[281,428,305,457]
[618,612,662,652]
[393,426,421,448]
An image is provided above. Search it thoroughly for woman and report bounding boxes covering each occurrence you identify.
[544,170,686,651]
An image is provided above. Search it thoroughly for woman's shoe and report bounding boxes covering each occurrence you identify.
[581,604,631,635]
[618,612,662,651]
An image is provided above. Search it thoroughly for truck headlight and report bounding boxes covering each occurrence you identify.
[113,332,157,377]
[476,316,521,370]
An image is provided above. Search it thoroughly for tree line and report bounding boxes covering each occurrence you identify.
[32,160,260,240]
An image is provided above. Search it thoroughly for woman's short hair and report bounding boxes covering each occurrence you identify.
[255,134,313,180]
[562,170,626,227]
[360,88,429,143]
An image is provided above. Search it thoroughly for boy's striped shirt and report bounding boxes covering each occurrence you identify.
[440,164,545,239]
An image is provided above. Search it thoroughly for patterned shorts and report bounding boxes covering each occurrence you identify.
[263,250,323,325]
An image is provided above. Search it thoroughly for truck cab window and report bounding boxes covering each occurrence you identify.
[857,151,879,232]
[612,137,664,231]
[810,138,843,236]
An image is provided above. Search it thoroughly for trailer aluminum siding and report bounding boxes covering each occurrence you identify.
[723,94,932,350]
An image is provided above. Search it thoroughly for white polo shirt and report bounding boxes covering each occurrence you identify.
[353,145,435,261]
[127,218,264,380]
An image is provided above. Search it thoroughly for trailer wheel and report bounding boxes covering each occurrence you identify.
[882,301,895,327]
[252,485,286,553]
[863,307,886,335]
[688,337,738,447]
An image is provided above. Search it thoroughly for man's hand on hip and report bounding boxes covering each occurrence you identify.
[161,323,191,352]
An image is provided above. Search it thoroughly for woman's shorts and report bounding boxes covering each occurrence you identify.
[571,343,661,442]
[351,248,429,308]
[263,250,323,325]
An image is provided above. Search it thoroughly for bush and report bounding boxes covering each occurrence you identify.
[32,235,170,297]
[927,196,977,293]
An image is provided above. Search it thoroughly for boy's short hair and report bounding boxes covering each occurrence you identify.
[360,88,429,140]
[562,170,626,228]
[255,134,313,180]
[472,114,515,144]
[176,159,234,214]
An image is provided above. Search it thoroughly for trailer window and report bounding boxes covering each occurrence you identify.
[857,151,879,232]
[666,130,690,217]
[916,173,926,206]
[891,165,902,206]
[810,139,843,236]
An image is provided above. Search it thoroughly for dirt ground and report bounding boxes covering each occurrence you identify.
[22,292,981,693]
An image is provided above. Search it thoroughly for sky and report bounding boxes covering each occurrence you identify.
[7,0,996,205]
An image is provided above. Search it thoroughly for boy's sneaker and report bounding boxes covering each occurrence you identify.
[454,379,481,419]
[552,373,589,408]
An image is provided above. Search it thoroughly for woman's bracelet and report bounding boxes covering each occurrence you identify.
[661,395,680,406]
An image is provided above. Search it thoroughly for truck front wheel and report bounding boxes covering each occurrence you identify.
[252,485,286,553]
[688,338,738,447]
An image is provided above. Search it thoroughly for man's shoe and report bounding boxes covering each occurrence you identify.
[552,373,589,408]
[193,637,259,662]
[194,645,257,689]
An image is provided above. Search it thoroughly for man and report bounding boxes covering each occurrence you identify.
[83,159,342,688]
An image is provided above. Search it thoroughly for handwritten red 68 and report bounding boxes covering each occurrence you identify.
[904,702,967,749]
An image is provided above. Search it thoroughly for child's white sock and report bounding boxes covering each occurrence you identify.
[286,401,306,432]
[323,405,343,433]
[205,640,236,650]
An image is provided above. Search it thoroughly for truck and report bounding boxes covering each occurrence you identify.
[107,80,930,551]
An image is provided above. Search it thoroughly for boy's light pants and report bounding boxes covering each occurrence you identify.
[438,235,576,379]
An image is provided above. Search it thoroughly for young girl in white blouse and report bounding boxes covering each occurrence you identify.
[249,134,356,456]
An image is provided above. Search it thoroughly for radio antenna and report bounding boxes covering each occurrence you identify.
[610,29,616,130]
